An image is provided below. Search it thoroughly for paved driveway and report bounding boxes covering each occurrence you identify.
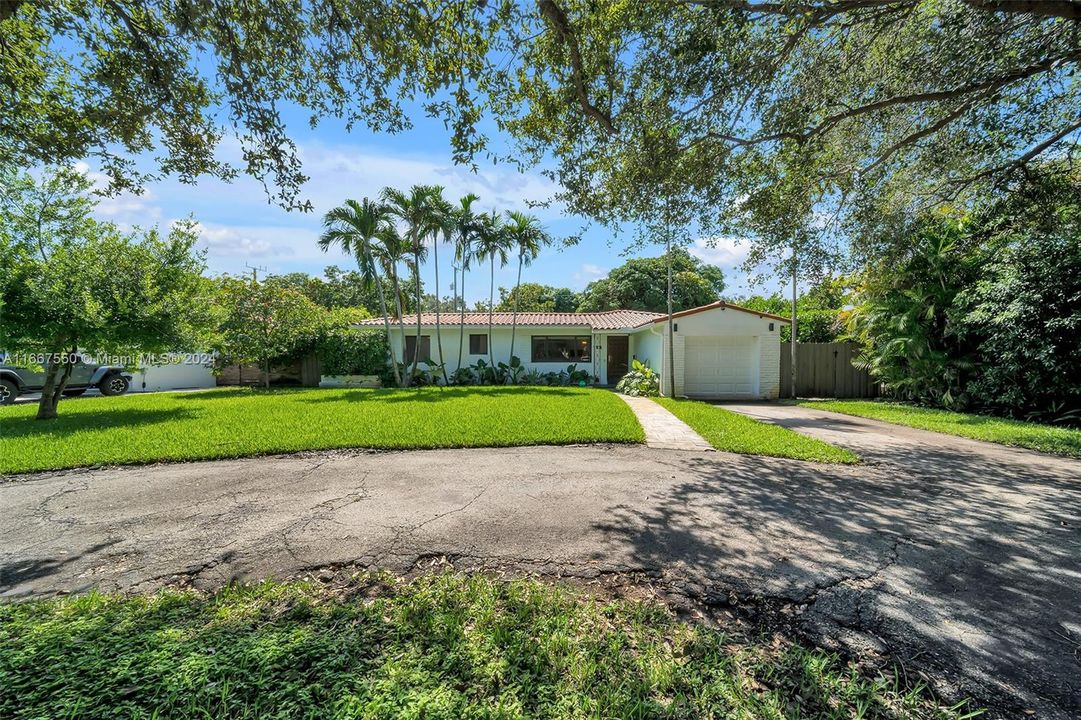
[2,412,1079,718]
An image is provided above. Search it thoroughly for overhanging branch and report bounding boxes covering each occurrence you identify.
[537,0,618,135]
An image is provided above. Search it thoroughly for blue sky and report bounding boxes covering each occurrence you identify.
[85,98,775,306]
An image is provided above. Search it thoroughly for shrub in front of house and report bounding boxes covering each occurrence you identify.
[616,359,660,397]
[317,328,388,386]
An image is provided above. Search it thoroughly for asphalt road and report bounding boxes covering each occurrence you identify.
[2,407,1078,718]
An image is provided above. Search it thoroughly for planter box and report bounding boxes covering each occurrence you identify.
[319,374,382,388]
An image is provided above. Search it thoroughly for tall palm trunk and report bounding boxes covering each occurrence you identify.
[432,235,448,385]
[509,251,524,361]
[460,264,469,376]
[488,254,496,368]
[392,267,411,388]
[410,246,423,381]
[370,249,401,388]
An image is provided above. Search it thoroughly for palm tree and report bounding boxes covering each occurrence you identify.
[375,223,412,387]
[504,211,551,361]
[318,198,402,388]
[427,188,454,385]
[381,185,440,382]
[453,194,481,372]
[473,210,511,368]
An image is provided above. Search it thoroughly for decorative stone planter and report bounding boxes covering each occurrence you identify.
[318,374,382,388]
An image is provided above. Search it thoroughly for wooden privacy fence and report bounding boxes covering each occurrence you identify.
[780,342,880,398]
[217,353,323,387]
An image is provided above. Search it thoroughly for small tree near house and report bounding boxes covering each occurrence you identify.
[215,276,323,388]
[0,166,213,419]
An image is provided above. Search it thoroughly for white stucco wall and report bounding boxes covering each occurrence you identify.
[378,306,785,396]
[386,324,599,379]
[632,307,784,399]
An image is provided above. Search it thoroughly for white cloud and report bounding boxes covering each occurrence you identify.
[570,262,607,287]
[70,138,568,278]
[688,236,750,268]
[295,141,563,219]
[185,221,306,260]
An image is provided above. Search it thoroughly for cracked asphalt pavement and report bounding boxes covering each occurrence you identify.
[2,405,1079,719]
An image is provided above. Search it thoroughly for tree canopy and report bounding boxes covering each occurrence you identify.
[9,0,1076,259]
[848,163,1081,421]
[0,166,212,418]
[578,249,725,313]
[495,283,581,313]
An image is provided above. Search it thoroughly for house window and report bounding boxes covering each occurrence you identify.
[469,334,488,355]
[403,335,431,364]
[531,336,591,363]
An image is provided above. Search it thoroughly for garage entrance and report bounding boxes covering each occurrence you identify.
[683,336,757,398]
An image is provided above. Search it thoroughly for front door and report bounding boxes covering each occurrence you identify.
[606,336,629,385]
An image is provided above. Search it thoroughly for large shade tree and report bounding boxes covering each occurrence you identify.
[10,0,1075,239]
[577,249,725,313]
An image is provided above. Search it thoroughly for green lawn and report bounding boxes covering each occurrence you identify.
[798,399,1081,458]
[654,398,859,463]
[0,387,644,474]
[0,573,974,720]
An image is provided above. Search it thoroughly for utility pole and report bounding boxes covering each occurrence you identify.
[665,194,676,398]
[245,264,267,284]
[790,250,798,399]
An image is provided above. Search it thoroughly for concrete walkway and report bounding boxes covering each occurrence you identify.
[619,394,713,451]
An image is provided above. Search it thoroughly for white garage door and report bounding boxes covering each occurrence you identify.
[683,336,757,398]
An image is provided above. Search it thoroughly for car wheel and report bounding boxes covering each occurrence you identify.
[62,388,87,397]
[99,374,130,396]
[0,378,17,405]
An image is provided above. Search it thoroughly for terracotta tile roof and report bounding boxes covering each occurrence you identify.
[355,302,787,329]
[357,312,593,328]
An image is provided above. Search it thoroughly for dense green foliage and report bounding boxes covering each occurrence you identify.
[449,358,593,388]
[578,249,724,313]
[740,277,849,343]
[268,267,419,316]
[0,166,212,418]
[8,1,1076,274]
[214,277,327,388]
[798,401,1081,458]
[495,282,581,312]
[0,0,510,209]
[0,387,643,474]
[849,168,1081,423]
[0,573,972,719]
[486,1,1081,271]
[655,399,859,463]
[317,328,389,377]
[615,359,661,397]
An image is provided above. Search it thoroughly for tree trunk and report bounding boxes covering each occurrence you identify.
[488,255,496,369]
[392,269,411,388]
[790,256,798,400]
[410,251,423,381]
[457,265,467,376]
[666,241,676,398]
[264,358,271,389]
[36,345,75,420]
[509,253,523,362]
[371,251,402,388]
[432,235,448,385]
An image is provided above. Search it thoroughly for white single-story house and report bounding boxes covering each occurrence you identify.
[359,301,790,399]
